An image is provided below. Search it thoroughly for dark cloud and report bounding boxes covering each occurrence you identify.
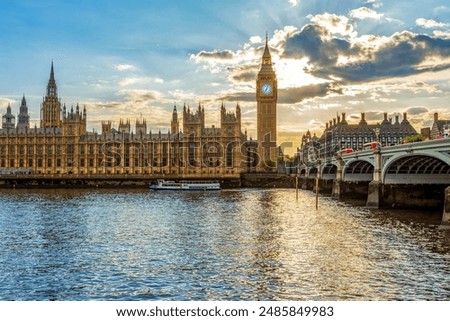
[192,49,234,61]
[284,24,358,67]
[90,102,122,109]
[278,83,343,104]
[228,64,259,83]
[283,25,450,83]
[364,111,385,121]
[404,106,429,115]
[232,70,256,82]
[134,93,158,102]
[218,92,255,102]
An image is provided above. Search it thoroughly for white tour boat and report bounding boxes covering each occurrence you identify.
[150,179,221,191]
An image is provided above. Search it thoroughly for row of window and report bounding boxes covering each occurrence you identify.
[1,153,236,168]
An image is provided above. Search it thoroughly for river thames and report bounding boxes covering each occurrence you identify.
[0,188,449,301]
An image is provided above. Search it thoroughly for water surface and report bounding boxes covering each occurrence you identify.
[0,188,449,300]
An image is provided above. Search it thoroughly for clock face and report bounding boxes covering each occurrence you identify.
[261,83,273,95]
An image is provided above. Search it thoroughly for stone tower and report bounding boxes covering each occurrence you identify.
[171,105,179,134]
[17,95,30,130]
[183,103,205,137]
[2,104,15,130]
[256,35,278,170]
[62,103,87,136]
[40,62,62,128]
[136,118,147,135]
[102,121,112,134]
[220,102,241,137]
[118,119,131,134]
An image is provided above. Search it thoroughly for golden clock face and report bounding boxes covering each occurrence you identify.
[261,83,272,95]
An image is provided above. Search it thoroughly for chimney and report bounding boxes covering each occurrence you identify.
[403,112,407,121]
[359,112,368,125]
[337,115,341,123]
[326,123,329,130]
[395,115,399,124]
[434,113,439,122]
[333,118,336,126]
[384,112,388,121]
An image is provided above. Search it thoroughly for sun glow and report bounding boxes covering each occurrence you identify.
[275,58,322,88]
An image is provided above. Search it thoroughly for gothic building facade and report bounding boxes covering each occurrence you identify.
[1,37,279,176]
[0,63,249,177]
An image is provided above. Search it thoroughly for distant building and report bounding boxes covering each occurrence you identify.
[299,112,417,165]
[430,113,450,139]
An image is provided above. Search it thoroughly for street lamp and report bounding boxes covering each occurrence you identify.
[374,128,380,146]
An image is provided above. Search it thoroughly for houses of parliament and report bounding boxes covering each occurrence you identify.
[0,40,279,177]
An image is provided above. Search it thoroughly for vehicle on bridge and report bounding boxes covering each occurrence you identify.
[363,142,379,150]
[339,148,354,154]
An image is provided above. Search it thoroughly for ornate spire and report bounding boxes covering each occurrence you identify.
[258,34,274,75]
[262,34,272,65]
[47,61,57,97]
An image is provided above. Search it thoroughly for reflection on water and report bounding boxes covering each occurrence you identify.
[0,188,449,300]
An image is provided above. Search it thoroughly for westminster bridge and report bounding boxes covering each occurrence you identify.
[297,138,450,225]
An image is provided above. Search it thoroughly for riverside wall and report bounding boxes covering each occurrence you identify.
[0,173,294,189]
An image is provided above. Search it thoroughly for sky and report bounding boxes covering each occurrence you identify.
[1,0,450,154]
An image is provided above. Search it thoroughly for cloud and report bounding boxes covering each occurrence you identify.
[118,89,163,103]
[283,24,358,66]
[190,49,235,62]
[416,18,449,29]
[190,26,297,84]
[87,101,122,110]
[118,76,164,86]
[288,0,298,7]
[283,24,450,83]
[218,91,256,102]
[250,36,262,44]
[190,13,450,113]
[349,7,384,20]
[307,13,355,37]
[114,64,136,71]
[404,106,429,115]
[365,0,382,9]
[433,30,450,39]
[228,64,259,83]
[434,6,450,14]
[278,84,343,104]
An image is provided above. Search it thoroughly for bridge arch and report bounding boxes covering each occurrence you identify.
[299,167,307,178]
[322,163,337,180]
[308,167,318,178]
[343,160,374,182]
[383,153,450,184]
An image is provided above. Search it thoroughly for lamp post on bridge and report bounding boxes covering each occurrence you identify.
[374,128,380,146]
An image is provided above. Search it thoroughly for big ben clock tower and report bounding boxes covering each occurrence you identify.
[256,35,278,170]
